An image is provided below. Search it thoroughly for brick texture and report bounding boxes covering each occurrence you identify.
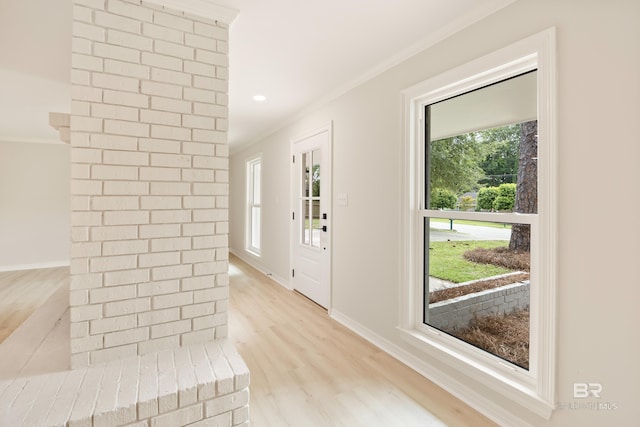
[0,341,249,427]
[70,0,230,368]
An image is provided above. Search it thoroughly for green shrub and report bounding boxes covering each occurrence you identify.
[498,183,516,198]
[459,195,475,211]
[493,183,516,211]
[477,187,499,210]
[493,196,513,211]
[430,188,457,209]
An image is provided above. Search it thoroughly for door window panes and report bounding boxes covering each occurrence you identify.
[299,149,322,248]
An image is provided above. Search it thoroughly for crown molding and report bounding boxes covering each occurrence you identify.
[229,0,517,149]
[144,0,239,24]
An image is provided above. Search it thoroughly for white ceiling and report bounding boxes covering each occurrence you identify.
[0,0,515,147]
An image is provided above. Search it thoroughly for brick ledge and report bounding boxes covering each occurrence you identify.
[0,340,249,426]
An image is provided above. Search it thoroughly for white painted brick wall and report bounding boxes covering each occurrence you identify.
[0,341,249,427]
[71,0,230,368]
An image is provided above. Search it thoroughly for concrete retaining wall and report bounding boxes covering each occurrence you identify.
[429,280,529,331]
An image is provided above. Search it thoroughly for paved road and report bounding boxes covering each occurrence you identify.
[429,220,511,242]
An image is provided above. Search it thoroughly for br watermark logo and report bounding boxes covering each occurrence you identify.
[557,382,619,411]
[573,382,602,398]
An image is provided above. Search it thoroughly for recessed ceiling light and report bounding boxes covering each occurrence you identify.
[253,95,267,102]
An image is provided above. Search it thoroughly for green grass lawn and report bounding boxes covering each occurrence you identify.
[430,218,512,229]
[429,240,511,283]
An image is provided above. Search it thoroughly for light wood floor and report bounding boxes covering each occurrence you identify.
[228,255,498,427]
[0,267,69,344]
[0,259,498,426]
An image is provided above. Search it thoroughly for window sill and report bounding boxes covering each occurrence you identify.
[398,326,553,420]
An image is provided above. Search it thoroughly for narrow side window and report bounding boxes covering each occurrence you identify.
[246,156,261,255]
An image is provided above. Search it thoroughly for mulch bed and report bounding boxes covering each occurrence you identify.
[463,246,530,271]
[429,272,529,303]
[453,307,530,369]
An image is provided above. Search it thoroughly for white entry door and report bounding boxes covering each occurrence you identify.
[291,124,332,309]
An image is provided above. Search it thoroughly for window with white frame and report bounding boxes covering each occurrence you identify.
[246,156,261,255]
[400,29,556,420]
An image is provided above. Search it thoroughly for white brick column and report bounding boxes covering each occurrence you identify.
[70,0,233,368]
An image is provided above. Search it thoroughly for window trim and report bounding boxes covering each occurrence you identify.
[245,154,262,256]
[399,28,557,419]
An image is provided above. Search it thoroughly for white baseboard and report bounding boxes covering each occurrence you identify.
[229,248,291,290]
[0,260,70,273]
[329,309,531,427]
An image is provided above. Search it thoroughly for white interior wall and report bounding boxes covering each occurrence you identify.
[230,138,291,286]
[230,1,640,425]
[0,141,70,270]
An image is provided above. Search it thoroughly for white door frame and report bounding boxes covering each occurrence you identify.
[290,122,332,310]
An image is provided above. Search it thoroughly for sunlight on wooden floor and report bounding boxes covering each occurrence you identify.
[227,255,497,427]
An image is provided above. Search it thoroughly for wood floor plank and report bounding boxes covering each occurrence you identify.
[228,255,498,427]
[0,267,68,344]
